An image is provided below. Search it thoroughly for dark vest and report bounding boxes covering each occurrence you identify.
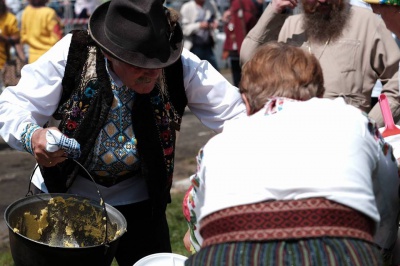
[40,30,188,211]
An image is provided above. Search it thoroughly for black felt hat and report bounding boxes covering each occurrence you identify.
[89,0,183,69]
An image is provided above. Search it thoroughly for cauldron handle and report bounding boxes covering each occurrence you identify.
[26,160,111,253]
[26,163,39,197]
[72,159,110,253]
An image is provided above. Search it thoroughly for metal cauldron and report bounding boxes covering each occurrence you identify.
[4,161,127,266]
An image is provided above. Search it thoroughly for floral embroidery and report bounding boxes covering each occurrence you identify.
[84,86,95,98]
[62,79,98,136]
[71,106,81,117]
[264,97,300,116]
[150,85,176,188]
[183,147,204,252]
[66,119,78,131]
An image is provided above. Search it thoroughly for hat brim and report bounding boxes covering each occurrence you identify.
[88,2,183,69]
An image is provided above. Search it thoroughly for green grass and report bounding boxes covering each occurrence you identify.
[1,192,190,265]
[0,251,13,266]
[167,192,192,257]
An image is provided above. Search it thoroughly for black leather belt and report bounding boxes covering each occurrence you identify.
[80,169,141,187]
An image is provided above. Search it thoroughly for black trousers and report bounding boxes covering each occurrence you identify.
[229,50,241,87]
[114,200,172,266]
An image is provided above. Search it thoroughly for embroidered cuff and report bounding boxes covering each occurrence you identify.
[21,123,41,155]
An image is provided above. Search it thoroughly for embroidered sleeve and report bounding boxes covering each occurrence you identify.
[183,146,204,253]
[20,123,41,155]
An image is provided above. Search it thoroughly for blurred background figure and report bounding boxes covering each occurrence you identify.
[0,0,24,90]
[20,0,62,63]
[74,0,103,19]
[5,0,21,15]
[180,0,221,71]
[349,0,400,107]
[366,0,400,38]
[221,0,261,86]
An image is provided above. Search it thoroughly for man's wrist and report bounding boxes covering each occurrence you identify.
[21,123,41,155]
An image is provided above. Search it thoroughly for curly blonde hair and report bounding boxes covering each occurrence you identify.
[240,42,325,114]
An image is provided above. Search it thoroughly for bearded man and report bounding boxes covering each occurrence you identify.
[240,0,400,127]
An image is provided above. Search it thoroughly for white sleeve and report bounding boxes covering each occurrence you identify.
[180,4,200,37]
[181,48,246,133]
[0,34,71,151]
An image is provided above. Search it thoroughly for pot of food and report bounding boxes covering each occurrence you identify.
[4,161,127,266]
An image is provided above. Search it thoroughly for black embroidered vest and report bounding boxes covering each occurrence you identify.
[40,30,188,211]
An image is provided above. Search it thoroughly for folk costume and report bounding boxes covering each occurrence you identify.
[0,0,245,264]
[184,97,400,265]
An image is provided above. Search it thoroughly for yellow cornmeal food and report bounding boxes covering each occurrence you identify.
[20,208,49,241]
[13,196,121,247]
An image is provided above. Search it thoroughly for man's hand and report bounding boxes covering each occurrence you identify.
[31,127,68,167]
[199,21,210,29]
[271,0,298,13]
[222,10,231,23]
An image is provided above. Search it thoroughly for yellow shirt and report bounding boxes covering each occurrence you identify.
[21,5,62,63]
[0,12,19,69]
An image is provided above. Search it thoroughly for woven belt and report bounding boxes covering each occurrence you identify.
[200,198,375,248]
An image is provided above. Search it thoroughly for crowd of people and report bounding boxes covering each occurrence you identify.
[0,0,104,90]
[0,0,399,265]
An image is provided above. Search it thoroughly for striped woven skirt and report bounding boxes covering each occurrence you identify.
[185,198,383,266]
[184,237,382,266]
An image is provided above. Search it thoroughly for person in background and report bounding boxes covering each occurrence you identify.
[0,0,245,264]
[5,0,21,15]
[183,42,400,265]
[20,0,62,63]
[365,0,400,40]
[0,0,23,90]
[349,0,399,108]
[180,0,221,71]
[240,0,400,128]
[221,0,261,86]
[74,0,103,19]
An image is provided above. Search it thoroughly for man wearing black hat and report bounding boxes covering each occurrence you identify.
[0,0,246,265]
